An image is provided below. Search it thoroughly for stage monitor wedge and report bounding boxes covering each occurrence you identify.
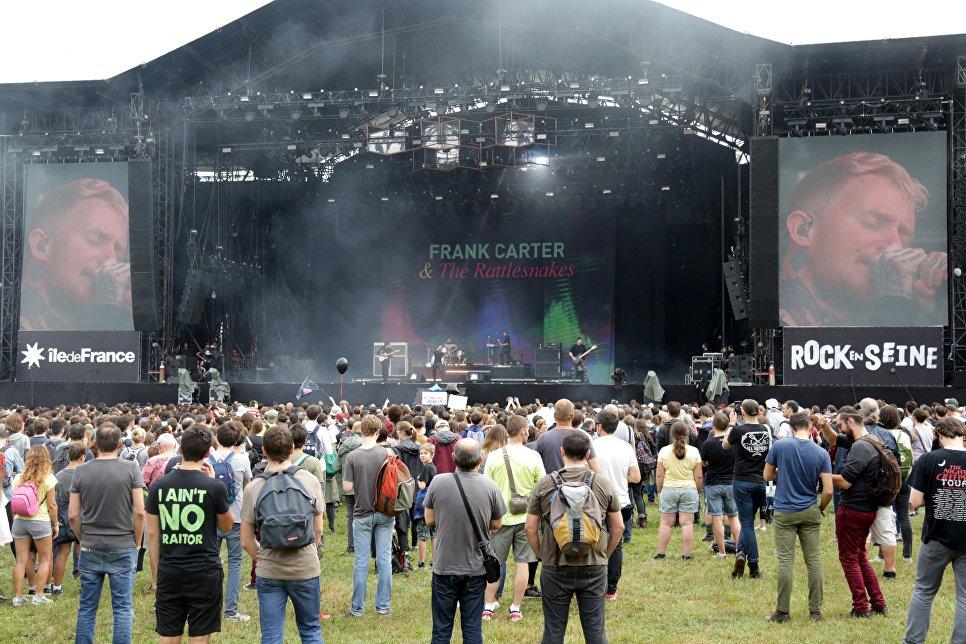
[748,137,779,327]
[128,159,157,331]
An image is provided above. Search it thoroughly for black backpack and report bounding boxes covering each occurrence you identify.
[254,466,317,550]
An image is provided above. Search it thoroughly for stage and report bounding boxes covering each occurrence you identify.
[0,380,961,408]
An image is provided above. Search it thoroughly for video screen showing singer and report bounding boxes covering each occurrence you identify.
[20,177,133,331]
[779,150,947,327]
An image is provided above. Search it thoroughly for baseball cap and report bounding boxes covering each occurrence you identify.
[435,419,451,431]
[945,398,959,407]
[765,398,780,410]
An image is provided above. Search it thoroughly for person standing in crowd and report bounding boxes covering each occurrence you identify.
[482,415,545,621]
[904,417,966,643]
[525,431,623,644]
[414,443,437,568]
[69,423,146,644]
[6,414,31,460]
[51,443,85,595]
[821,399,901,579]
[146,426,234,643]
[240,425,325,643]
[428,420,460,475]
[425,439,506,642]
[211,422,252,623]
[654,421,702,560]
[908,407,935,462]
[701,411,740,558]
[880,405,915,563]
[343,414,395,617]
[830,406,889,618]
[9,445,58,606]
[592,410,640,596]
[724,399,771,579]
[763,412,833,622]
[535,399,601,474]
[336,420,363,553]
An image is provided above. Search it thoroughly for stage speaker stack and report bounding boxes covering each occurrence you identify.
[175,269,212,325]
[128,159,157,330]
[722,260,748,320]
[730,354,755,383]
[535,343,562,380]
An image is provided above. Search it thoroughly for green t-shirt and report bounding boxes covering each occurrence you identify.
[483,444,546,525]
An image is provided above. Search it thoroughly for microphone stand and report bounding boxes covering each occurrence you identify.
[847,373,858,405]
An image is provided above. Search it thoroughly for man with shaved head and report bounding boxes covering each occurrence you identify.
[535,399,601,474]
[425,439,506,641]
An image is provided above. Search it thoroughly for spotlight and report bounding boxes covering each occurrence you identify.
[290,110,301,120]
[301,93,313,100]
[536,101,547,111]
[339,109,349,119]
[94,148,105,155]
[244,111,255,122]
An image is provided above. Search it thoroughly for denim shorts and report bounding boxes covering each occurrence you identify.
[11,517,52,540]
[705,484,738,517]
[659,486,700,514]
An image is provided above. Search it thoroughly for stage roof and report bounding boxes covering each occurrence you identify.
[659,1,966,46]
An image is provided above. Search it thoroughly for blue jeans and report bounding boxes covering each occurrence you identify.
[217,523,243,616]
[256,576,323,644]
[732,480,767,564]
[75,546,137,644]
[350,513,394,615]
[431,573,486,644]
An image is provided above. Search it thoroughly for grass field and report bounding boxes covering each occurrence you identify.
[0,507,956,643]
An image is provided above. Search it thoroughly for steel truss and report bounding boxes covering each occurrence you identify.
[950,56,966,372]
[0,139,22,380]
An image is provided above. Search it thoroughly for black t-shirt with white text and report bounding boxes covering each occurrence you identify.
[700,435,735,486]
[728,423,771,483]
[146,469,229,573]
[908,448,966,549]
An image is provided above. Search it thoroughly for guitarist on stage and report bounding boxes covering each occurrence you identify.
[376,341,394,382]
[570,336,591,383]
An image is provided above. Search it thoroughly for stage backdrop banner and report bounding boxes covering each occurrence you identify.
[783,327,943,387]
[16,331,140,383]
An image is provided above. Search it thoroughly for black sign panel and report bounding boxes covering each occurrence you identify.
[16,331,140,383]
[783,327,943,387]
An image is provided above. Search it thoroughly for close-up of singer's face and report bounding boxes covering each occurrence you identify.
[28,197,129,306]
[787,173,917,297]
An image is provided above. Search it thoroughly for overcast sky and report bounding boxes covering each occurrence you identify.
[0,1,962,84]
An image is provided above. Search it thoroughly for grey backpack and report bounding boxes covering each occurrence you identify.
[254,466,317,550]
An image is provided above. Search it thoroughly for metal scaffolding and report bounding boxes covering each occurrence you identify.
[0,139,22,380]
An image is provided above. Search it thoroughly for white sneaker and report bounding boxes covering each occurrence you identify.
[32,595,53,606]
[714,552,728,559]
[756,525,767,532]
[11,596,28,607]
[224,612,251,622]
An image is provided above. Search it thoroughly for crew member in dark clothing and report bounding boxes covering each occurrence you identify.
[500,330,512,366]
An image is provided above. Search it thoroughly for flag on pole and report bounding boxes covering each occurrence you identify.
[295,377,320,401]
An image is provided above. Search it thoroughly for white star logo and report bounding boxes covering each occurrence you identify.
[20,342,44,369]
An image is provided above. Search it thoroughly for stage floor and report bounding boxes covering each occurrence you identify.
[0,380,961,408]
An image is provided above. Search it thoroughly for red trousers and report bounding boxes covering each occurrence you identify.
[835,506,886,613]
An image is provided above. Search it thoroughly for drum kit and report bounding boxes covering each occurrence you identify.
[425,339,465,367]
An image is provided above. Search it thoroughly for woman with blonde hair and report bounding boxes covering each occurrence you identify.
[10,445,58,606]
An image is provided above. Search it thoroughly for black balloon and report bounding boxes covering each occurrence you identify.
[336,358,349,375]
